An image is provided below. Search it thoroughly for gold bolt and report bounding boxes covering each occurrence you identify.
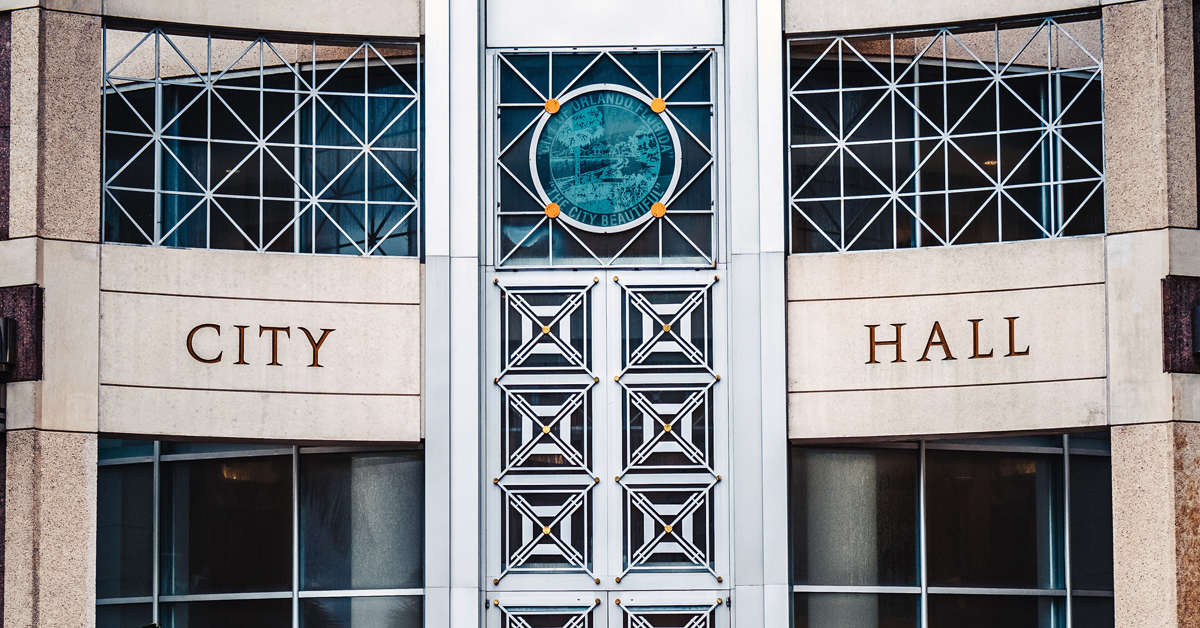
[717,576,724,583]
[716,475,722,481]
[594,376,600,382]
[615,577,622,584]
[664,524,673,533]
[542,526,551,535]
[613,276,619,282]
[615,475,621,482]
[594,580,600,586]
[542,425,551,434]
[545,98,560,114]
[662,323,671,332]
[714,275,720,281]
[593,277,599,283]
[493,477,499,484]
[663,424,672,432]
[615,597,621,603]
[715,374,721,381]
[493,377,499,383]
[717,598,723,604]
[594,476,600,483]
[494,598,500,605]
[650,97,666,113]
[493,278,499,284]
[545,203,561,218]
[595,597,601,603]
[651,202,667,218]
[542,325,550,334]
[492,578,499,585]
[614,375,620,382]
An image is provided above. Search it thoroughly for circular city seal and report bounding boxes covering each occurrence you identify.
[530,84,681,233]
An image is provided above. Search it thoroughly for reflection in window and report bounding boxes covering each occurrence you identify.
[96,440,424,628]
[787,14,1103,253]
[102,28,421,256]
[789,433,1113,628]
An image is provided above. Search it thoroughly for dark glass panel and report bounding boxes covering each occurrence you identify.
[160,599,291,628]
[927,595,1061,628]
[97,464,153,598]
[1070,454,1114,591]
[161,441,292,456]
[1068,431,1110,453]
[926,450,1063,589]
[301,451,424,590]
[99,438,154,461]
[1071,596,1115,628]
[160,456,291,595]
[301,596,423,628]
[96,604,152,628]
[792,592,918,628]
[791,447,919,586]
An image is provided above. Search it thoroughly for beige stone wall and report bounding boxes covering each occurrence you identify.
[787,237,1108,440]
[785,0,1101,34]
[97,245,424,443]
[0,0,422,37]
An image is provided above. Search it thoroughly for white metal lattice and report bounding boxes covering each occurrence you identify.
[102,28,421,256]
[787,15,1104,253]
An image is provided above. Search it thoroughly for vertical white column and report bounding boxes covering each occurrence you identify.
[726,0,789,625]
[447,0,484,625]
[755,0,790,625]
[424,0,453,624]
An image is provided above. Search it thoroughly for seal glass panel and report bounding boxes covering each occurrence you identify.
[493,49,717,267]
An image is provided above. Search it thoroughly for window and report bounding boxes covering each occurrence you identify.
[787,14,1103,253]
[790,433,1114,628]
[491,48,718,267]
[96,439,424,628]
[102,27,421,256]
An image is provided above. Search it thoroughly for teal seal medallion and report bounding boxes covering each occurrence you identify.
[530,84,681,233]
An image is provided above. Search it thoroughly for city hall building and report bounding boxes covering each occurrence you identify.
[0,0,1194,626]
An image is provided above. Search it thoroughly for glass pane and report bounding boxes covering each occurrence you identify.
[792,592,918,628]
[160,456,292,595]
[1071,596,1115,628]
[791,448,919,586]
[160,599,291,628]
[1068,431,1111,453]
[301,596,423,628]
[928,435,1063,449]
[301,451,424,590]
[97,464,153,598]
[927,595,1062,628]
[96,603,152,628]
[1070,454,1114,591]
[99,439,154,461]
[162,441,292,456]
[926,450,1063,589]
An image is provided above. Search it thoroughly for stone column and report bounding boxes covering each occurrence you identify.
[1,7,103,628]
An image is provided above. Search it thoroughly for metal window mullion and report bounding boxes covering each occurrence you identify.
[153,32,163,244]
[294,71,302,253]
[416,41,422,259]
[941,33,948,245]
[838,40,845,251]
[312,43,318,254]
[152,440,161,624]
[919,440,928,628]
[890,35,897,249]
[293,446,300,628]
[1064,434,1073,627]
[994,25,1003,243]
[363,45,370,256]
[207,34,213,249]
[259,41,265,252]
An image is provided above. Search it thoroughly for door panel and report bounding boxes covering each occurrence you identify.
[487,270,727,612]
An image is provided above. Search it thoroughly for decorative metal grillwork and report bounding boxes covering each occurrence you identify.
[617,601,720,628]
[492,49,717,267]
[495,282,600,580]
[102,28,420,256]
[787,14,1104,253]
[615,278,719,578]
[496,599,600,628]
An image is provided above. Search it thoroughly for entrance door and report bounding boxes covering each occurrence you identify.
[485,270,729,624]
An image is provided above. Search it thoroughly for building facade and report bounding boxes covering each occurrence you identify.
[0,0,1193,626]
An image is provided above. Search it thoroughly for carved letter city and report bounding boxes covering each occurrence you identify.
[865,317,1029,364]
[186,324,335,367]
